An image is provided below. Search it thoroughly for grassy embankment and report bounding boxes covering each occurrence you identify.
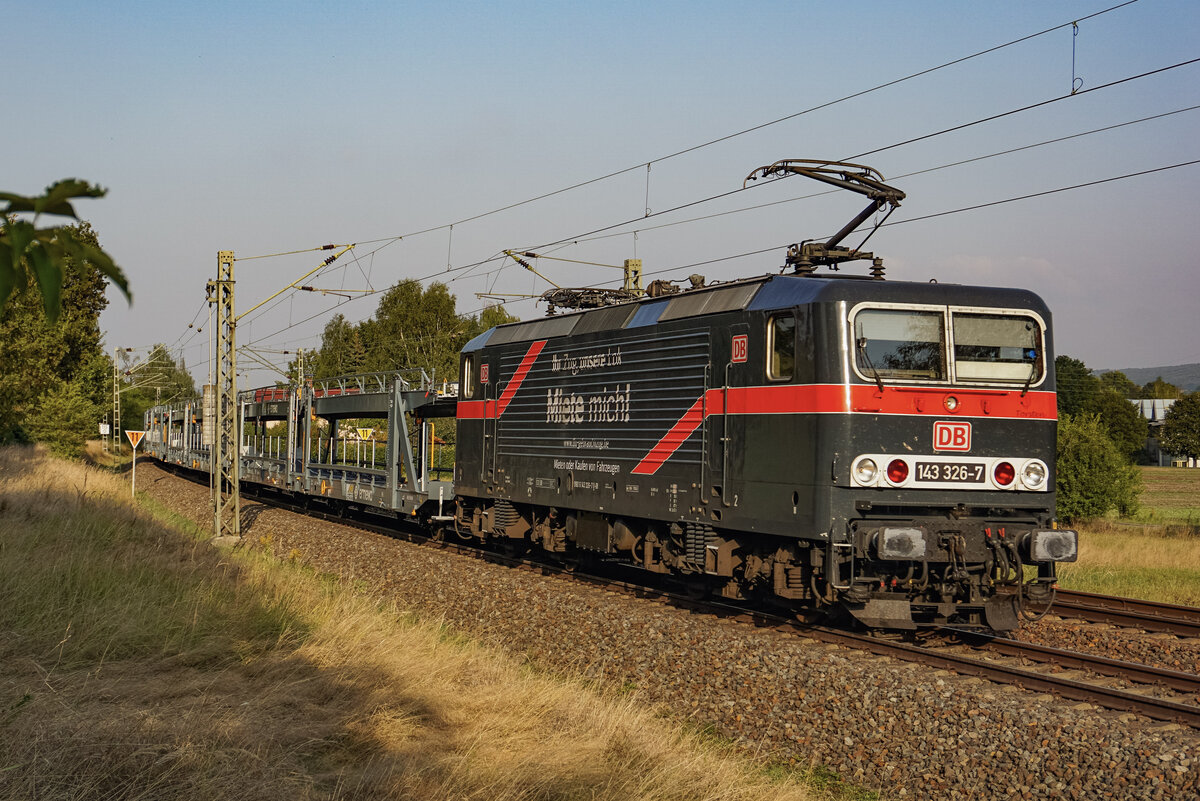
[0,446,841,801]
[1056,467,1200,606]
[82,438,132,470]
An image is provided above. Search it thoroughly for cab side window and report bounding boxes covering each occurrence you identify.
[767,314,796,380]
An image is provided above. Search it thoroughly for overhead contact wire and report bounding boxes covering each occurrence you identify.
[353,1,1141,246]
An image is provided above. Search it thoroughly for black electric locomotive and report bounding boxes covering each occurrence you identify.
[453,161,1076,630]
[453,272,1075,629]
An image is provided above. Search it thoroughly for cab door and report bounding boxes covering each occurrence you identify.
[479,355,496,485]
[713,322,750,511]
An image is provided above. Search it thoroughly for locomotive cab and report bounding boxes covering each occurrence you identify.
[820,292,1074,629]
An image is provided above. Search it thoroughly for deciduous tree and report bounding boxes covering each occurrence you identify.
[0,224,113,447]
[311,314,367,379]
[1159,391,1200,459]
[25,380,99,459]
[1056,414,1142,522]
[362,280,466,381]
[1055,355,1099,417]
[1141,376,1182,400]
[1,180,128,321]
[307,279,519,386]
[1091,387,1148,460]
[1098,370,1139,399]
[119,345,199,431]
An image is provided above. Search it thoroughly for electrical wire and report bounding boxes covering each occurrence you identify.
[235,155,1200,363]
[559,103,1200,247]
[519,57,1200,256]
[459,156,1200,313]
[165,2,1181,374]
[846,57,1200,163]
[887,158,1200,227]
[163,7,1159,361]
[344,2,1142,247]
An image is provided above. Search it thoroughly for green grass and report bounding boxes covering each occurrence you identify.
[1130,466,1200,524]
[1055,563,1200,606]
[1056,525,1200,606]
[0,481,311,669]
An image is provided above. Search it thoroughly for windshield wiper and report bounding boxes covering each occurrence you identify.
[856,337,885,393]
[1021,358,1037,397]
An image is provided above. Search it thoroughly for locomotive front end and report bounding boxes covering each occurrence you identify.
[828,295,1076,630]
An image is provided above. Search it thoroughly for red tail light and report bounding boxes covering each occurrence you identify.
[994,461,1015,486]
[887,458,909,483]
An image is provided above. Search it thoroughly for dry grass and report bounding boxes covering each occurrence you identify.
[1054,467,1200,605]
[0,446,822,801]
[82,438,131,470]
[1057,522,1200,606]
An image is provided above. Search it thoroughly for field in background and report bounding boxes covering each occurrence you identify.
[1134,466,1200,524]
[0,446,832,801]
[1057,467,1200,606]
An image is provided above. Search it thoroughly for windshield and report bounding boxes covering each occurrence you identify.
[952,312,1042,383]
[851,306,1046,385]
[853,309,945,380]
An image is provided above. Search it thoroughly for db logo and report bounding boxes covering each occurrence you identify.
[480,364,489,384]
[731,334,748,364]
[933,421,972,452]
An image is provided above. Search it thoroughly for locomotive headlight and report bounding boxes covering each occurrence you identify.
[877,527,927,560]
[1027,529,1078,562]
[1020,460,1048,490]
[853,457,879,485]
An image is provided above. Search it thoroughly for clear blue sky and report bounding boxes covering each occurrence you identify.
[7,0,1199,387]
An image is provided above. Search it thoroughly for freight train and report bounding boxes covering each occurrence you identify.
[145,161,1077,631]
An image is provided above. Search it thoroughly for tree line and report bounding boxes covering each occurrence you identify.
[0,236,196,459]
[1054,355,1200,522]
[297,280,517,384]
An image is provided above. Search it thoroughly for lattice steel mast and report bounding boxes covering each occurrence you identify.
[208,250,240,539]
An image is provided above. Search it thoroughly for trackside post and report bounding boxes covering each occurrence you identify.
[125,430,145,498]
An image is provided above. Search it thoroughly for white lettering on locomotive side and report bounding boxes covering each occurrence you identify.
[552,458,621,475]
[546,384,631,424]
[546,388,586,423]
[563,439,610,450]
[551,347,623,375]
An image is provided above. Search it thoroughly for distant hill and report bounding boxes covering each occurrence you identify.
[1094,363,1200,393]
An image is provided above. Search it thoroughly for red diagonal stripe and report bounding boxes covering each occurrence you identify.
[630,397,705,476]
[495,340,546,417]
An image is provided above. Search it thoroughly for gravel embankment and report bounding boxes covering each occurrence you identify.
[139,463,1199,800]
[1017,619,1200,677]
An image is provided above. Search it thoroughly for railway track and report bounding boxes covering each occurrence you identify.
[158,460,1200,729]
[697,606,1200,730]
[593,580,1200,729]
[1036,589,1200,637]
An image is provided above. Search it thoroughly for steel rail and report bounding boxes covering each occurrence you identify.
[1037,589,1200,637]
[965,632,1200,694]
[800,627,1200,728]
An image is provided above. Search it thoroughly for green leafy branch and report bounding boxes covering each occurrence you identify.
[0,179,131,322]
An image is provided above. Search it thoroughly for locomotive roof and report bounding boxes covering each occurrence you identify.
[463,274,1049,352]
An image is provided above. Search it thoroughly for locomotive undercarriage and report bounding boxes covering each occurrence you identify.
[451,497,1063,632]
